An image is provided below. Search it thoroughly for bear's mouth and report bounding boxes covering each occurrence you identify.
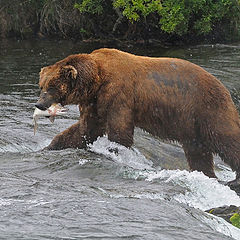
[35,90,58,111]
[35,103,48,111]
[59,95,67,107]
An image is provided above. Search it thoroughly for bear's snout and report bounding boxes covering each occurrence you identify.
[35,102,47,111]
[35,90,57,111]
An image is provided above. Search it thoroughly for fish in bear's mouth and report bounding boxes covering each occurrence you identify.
[33,103,68,135]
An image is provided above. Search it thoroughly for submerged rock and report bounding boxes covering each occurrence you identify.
[206,205,240,227]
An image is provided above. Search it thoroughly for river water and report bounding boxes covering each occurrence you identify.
[1,40,240,239]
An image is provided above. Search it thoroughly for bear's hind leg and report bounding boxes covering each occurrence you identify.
[215,134,240,174]
[183,142,216,178]
[214,132,240,190]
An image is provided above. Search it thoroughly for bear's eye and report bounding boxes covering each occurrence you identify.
[48,87,57,94]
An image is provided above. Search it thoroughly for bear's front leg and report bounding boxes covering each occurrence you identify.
[107,107,134,148]
[45,122,83,150]
[45,104,105,150]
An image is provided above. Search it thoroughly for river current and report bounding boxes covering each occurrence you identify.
[1,40,240,239]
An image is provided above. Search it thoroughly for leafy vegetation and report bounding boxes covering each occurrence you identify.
[74,0,104,15]
[0,0,240,44]
[230,213,240,228]
[113,0,162,21]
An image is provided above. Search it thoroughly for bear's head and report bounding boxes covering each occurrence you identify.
[35,54,99,110]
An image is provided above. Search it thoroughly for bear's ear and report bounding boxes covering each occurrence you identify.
[62,65,78,79]
[39,67,46,76]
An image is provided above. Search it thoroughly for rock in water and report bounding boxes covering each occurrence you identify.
[206,205,240,225]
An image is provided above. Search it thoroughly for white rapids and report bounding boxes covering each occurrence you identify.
[88,136,240,240]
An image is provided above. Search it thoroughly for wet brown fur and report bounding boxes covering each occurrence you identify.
[37,48,240,181]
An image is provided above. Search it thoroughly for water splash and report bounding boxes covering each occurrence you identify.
[88,136,154,171]
[141,169,240,240]
[89,136,240,211]
[216,163,236,182]
[144,169,240,210]
[89,138,240,239]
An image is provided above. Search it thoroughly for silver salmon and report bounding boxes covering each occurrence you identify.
[33,104,67,135]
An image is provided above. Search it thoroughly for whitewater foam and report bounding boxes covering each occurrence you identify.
[89,136,240,211]
[144,169,240,240]
[88,136,153,170]
[144,169,240,210]
[89,136,240,239]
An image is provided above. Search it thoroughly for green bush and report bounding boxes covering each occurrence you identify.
[113,0,162,21]
[230,213,240,229]
[113,0,240,35]
[74,0,104,15]
[75,0,240,37]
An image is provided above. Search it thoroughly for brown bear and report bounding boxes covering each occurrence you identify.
[35,48,240,189]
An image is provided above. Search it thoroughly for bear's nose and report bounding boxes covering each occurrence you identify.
[35,103,47,111]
